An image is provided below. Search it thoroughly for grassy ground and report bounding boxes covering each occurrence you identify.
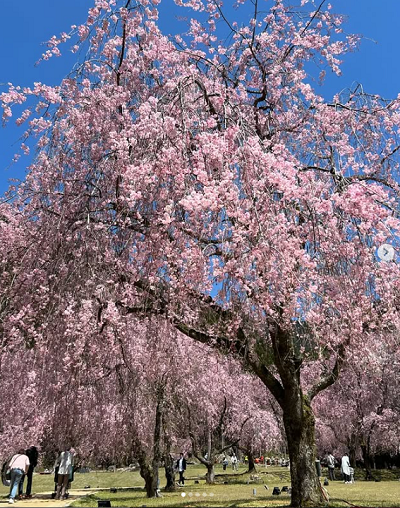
[1,464,399,507]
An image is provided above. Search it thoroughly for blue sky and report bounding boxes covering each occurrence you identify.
[0,0,399,196]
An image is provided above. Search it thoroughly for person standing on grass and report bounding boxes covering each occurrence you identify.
[51,448,60,499]
[55,447,74,500]
[231,453,238,471]
[176,452,186,486]
[24,446,39,498]
[341,453,351,484]
[327,452,336,481]
[8,449,30,504]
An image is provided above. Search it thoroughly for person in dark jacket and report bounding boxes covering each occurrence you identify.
[326,452,336,481]
[24,446,38,498]
[51,449,60,499]
[176,453,187,486]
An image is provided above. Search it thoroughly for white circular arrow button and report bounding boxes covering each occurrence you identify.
[377,244,394,262]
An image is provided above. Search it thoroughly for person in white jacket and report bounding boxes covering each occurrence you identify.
[341,454,351,483]
[231,454,238,472]
[54,448,74,500]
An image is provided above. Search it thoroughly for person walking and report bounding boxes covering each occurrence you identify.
[176,453,186,486]
[341,453,351,484]
[55,447,74,500]
[8,449,30,504]
[24,446,39,498]
[327,452,336,481]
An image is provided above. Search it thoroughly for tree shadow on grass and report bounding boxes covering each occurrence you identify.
[85,495,296,508]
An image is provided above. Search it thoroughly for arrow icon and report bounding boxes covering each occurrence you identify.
[377,244,395,262]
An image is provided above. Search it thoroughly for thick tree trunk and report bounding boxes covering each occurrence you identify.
[247,449,256,473]
[136,388,164,498]
[283,395,325,507]
[263,325,326,507]
[207,428,212,462]
[164,456,176,491]
[164,455,176,492]
[149,390,163,497]
[205,463,215,484]
[348,434,357,469]
[134,439,159,498]
[203,427,215,483]
[361,441,374,481]
[163,434,176,491]
[138,461,158,498]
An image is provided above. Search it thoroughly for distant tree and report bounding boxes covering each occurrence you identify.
[183,354,254,483]
[315,341,400,479]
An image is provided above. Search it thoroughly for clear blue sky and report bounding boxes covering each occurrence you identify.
[0,0,399,196]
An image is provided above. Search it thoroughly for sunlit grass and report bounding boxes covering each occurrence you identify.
[71,476,400,508]
[1,464,399,507]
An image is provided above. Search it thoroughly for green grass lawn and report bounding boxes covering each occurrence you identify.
[1,464,399,507]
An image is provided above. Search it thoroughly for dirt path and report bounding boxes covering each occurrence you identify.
[0,489,100,507]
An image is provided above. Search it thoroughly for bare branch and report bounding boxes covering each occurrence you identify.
[307,341,348,401]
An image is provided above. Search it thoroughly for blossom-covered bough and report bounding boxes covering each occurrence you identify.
[1,0,400,505]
